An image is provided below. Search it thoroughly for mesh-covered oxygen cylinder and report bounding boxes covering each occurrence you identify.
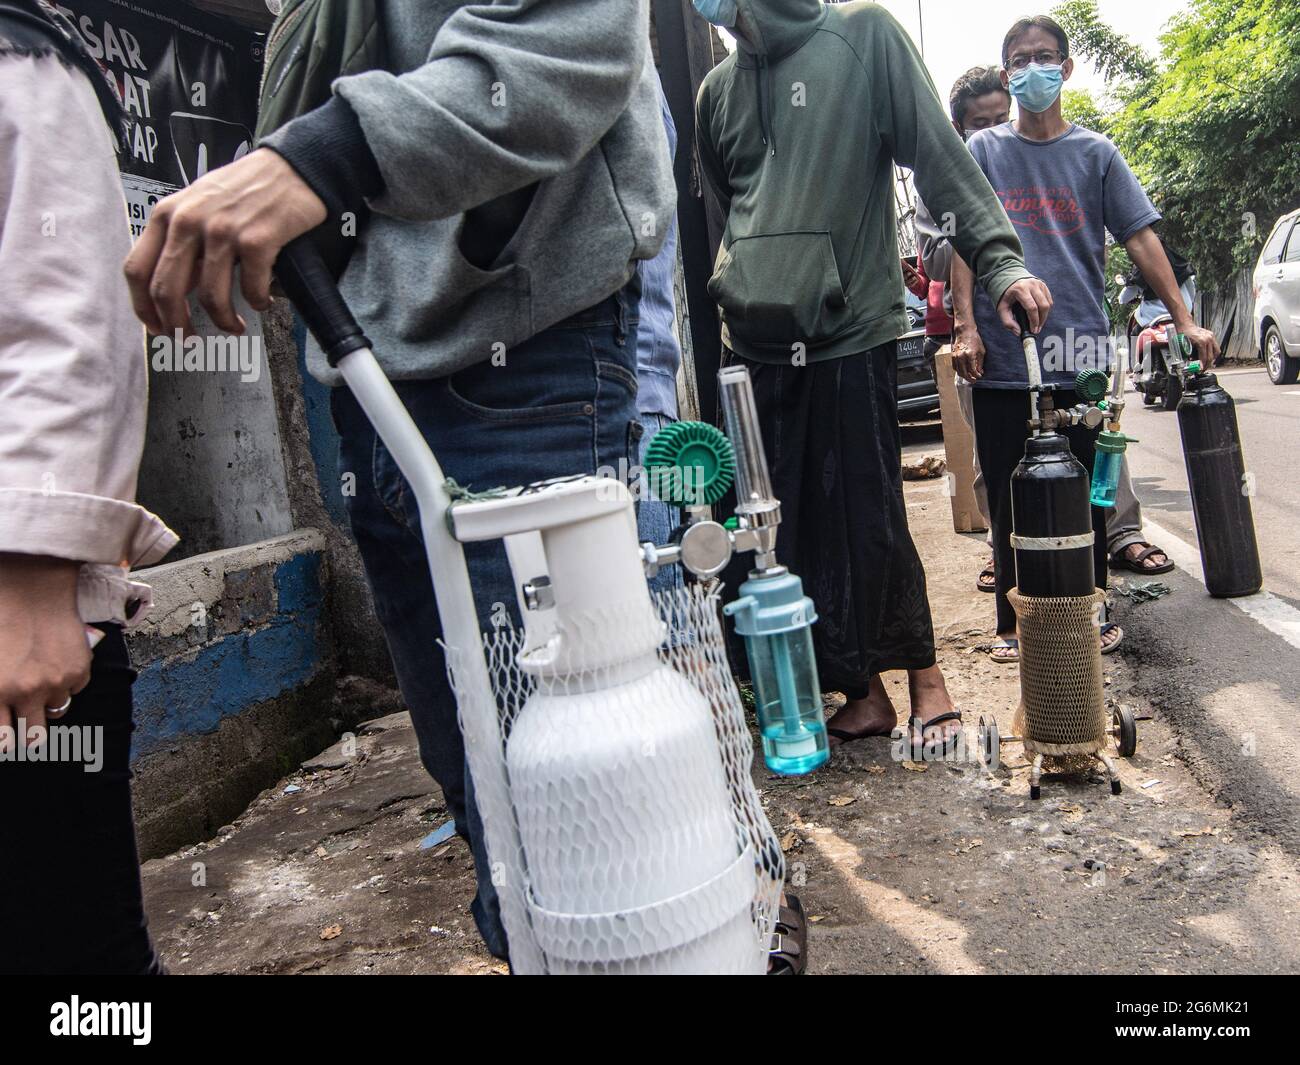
[1177,372,1262,598]
[446,478,783,974]
[1004,310,1121,797]
[1009,431,1108,772]
[272,236,786,975]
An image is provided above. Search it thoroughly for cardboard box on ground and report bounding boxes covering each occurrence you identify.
[933,346,988,534]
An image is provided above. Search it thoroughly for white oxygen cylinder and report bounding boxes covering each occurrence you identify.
[457,477,760,973]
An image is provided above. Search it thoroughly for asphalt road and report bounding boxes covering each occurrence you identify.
[1124,364,1300,608]
[1091,364,1300,858]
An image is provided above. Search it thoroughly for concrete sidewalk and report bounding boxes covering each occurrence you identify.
[141,466,1300,974]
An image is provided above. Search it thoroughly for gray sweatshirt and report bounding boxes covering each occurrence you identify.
[264,0,675,385]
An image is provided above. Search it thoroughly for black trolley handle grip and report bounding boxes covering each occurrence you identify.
[274,235,371,366]
[1012,301,1036,340]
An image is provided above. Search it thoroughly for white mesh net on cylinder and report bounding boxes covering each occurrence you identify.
[445,583,784,974]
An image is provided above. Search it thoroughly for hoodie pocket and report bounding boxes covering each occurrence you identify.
[707,231,852,350]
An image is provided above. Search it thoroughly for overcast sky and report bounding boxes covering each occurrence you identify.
[876,0,1185,107]
[719,1,1188,109]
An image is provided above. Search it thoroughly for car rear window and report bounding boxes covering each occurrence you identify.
[1261,218,1295,265]
[1287,230,1300,263]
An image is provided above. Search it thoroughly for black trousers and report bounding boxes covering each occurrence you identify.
[723,343,937,700]
[973,387,1109,634]
[0,625,162,975]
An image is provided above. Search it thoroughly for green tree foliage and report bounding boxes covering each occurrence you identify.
[1054,0,1300,288]
[1061,88,1108,134]
[1054,0,1157,83]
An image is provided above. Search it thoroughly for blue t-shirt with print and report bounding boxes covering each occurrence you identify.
[967,123,1160,390]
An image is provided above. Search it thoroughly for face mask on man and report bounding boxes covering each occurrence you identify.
[1008,63,1064,113]
[693,0,739,28]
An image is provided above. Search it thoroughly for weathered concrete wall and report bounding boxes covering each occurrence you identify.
[125,298,399,857]
[128,530,337,857]
[136,298,295,560]
[262,299,395,685]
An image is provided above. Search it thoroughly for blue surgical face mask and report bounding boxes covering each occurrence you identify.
[1008,63,1064,113]
[693,0,738,28]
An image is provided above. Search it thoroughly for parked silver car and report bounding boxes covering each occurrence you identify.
[1253,209,1300,384]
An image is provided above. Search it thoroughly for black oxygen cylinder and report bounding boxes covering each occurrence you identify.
[1177,373,1262,598]
[1011,431,1097,598]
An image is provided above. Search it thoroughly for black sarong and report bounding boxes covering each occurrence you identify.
[723,342,937,696]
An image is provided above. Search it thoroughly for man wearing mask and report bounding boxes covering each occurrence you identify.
[694,0,1052,754]
[950,15,1219,664]
[920,66,1173,594]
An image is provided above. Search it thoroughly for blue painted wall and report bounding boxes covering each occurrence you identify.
[131,552,326,760]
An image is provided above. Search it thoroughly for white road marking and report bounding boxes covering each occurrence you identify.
[1143,519,1300,652]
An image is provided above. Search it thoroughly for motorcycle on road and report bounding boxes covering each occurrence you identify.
[1129,312,1191,411]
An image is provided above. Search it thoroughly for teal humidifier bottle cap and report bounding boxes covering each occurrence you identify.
[725,570,828,775]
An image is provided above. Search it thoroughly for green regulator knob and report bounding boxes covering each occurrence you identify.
[1074,368,1109,404]
[644,421,736,506]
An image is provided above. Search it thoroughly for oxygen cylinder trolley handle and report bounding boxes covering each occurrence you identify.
[1012,304,1047,435]
[274,235,546,969]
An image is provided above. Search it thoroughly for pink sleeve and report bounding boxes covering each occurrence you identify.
[0,54,176,567]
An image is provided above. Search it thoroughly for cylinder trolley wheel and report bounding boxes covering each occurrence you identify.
[976,714,1001,770]
[1111,705,1138,759]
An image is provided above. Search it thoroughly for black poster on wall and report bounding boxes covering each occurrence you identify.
[53,0,263,237]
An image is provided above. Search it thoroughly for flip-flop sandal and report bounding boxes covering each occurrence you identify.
[1100,621,1124,655]
[768,895,808,975]
[906,710,964,760]
[826,724,896,746]
[976,562,997,593]
[988,637,1020,664]
[1111,544,1174,575]
[825,701,898,747]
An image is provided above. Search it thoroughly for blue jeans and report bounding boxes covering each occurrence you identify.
[330,285,641,958]
[635,411,683,596]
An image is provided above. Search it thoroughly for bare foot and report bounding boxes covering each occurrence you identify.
[906,664,962,746]
[825,675,898,746]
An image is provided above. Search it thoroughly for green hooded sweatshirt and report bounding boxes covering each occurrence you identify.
[696,0,1030,363]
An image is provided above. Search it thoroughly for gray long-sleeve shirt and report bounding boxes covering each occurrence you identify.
[264,0,676,385]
